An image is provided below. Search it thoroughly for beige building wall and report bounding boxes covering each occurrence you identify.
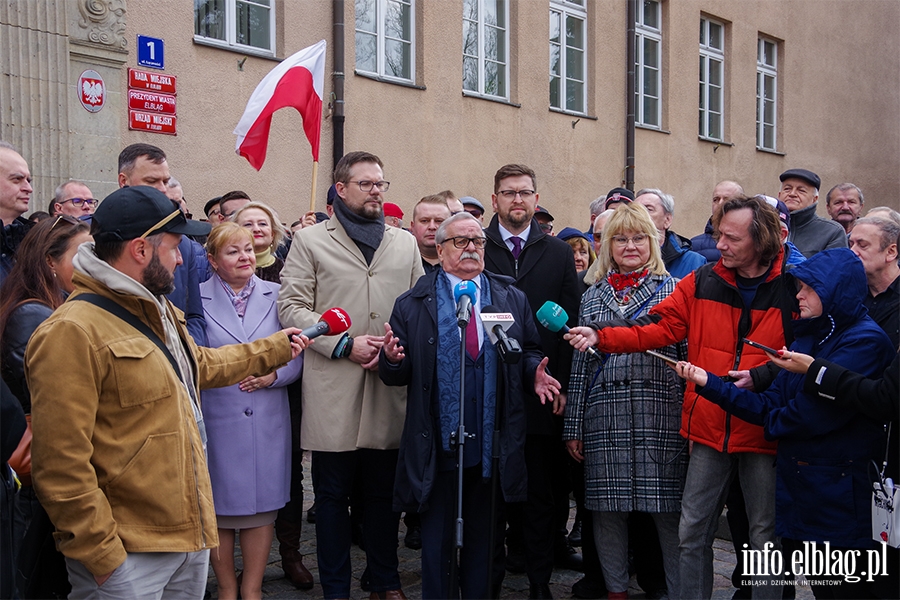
[1,0,897,239]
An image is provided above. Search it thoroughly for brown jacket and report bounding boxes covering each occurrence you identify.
[26,271,293,575]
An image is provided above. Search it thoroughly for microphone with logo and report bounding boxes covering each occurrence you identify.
[535,301,599,357]
[297,307,352,341]
[480,305,522,364]
[454,280,477,326]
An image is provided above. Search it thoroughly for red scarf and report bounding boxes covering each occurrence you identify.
[607,268,649,305]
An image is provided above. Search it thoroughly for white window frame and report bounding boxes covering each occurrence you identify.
[756,37,778,151]
[549,0,587,115]
[194,0,276,57]
[635,0,662,128]
[463,0,509,100]
[699,17,725,141]
[355,0,416,83]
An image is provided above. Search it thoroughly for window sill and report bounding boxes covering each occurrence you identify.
[549,107,597,120]
[193,36,279,61]
[756,147,785,156]
[354,71,425,90]
[462,90,521,108]
[699,137,733,147]
[636,124,670,134]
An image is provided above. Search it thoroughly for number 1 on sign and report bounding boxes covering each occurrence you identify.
[146,41,155,60]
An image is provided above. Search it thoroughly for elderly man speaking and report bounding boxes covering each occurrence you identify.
[380,212,560,599]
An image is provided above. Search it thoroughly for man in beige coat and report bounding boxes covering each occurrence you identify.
[278,151,424,600]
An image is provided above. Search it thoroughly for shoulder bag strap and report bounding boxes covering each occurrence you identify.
[70,293,183,383]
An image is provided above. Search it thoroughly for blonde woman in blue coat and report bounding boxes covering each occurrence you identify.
[201,223,303,600]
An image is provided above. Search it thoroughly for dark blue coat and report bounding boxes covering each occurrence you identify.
[379,270,544,512]
[662,231,706,279]
[690,220,719,263]
[699,248,893,548]
[169,236,211,345]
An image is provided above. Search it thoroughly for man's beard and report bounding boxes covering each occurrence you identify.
[142,251,175,296]
[354,200,383,220]
[503,209,532,229]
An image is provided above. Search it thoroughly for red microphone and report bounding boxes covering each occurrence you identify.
[298,307,352,340]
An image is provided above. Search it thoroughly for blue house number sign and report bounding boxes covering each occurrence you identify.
[137,35,165,70]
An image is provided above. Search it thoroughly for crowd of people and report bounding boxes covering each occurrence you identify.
[1,138,898,600]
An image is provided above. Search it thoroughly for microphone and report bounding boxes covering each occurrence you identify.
[454,280,476,326]
[535,301,599,357]
[481,305,522,364]
[299,307,352,340]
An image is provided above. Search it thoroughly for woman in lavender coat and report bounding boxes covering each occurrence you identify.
[200,223,303,600]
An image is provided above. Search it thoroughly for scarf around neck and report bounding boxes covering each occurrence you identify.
[435,270,497,478]
[607,268,650,305]
[332,196,385,264]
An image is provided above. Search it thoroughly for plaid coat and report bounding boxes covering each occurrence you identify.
[563,273,688,513]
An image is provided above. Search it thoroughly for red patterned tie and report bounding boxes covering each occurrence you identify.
[466,306,479,359]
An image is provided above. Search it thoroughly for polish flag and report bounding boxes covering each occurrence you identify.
[234,39,326,170]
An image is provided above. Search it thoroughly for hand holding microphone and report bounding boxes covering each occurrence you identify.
[536,301,599,357]
[299,307,352,340]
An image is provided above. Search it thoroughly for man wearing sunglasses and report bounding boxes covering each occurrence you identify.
[51,180,97,218]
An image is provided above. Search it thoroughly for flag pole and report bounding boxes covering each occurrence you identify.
[310,160,318,212]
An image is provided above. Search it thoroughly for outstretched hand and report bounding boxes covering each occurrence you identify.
[768,347,814,374]
[674,361,709,387]
[382,322,405,364]
[534,356,562,405]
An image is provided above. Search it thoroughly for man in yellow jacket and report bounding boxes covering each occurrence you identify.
[25,186,307,598]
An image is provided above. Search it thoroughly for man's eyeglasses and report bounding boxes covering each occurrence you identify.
[442,236,487,249]
[347,180,390,193]
[61,197,97,206]
[497,190,535,199]
[611,234,650,247]
[208,208,222,217]
[539,223,553,233]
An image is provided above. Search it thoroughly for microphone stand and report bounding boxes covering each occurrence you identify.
[448,308,470,600]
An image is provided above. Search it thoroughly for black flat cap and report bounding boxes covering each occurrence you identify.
[779,168,821,190]
[93,186,211,242]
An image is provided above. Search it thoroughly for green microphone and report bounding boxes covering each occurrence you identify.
[535,301,599,357]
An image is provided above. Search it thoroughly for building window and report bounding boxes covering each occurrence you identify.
[194,0,275,55]
[698,17,724,141]
[757,37,778,151]
[550,0,586,114]
[463,0,508,99]
[635,0,661,128]
[355,0,415,82]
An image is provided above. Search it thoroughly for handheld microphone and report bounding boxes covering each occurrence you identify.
[454,281,476,326]
[535,301,599,357]
[299,307,352,340]
[481,305,522,364]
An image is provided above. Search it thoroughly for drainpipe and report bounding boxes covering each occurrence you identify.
[625,0,636,191]
[332,0,345,167]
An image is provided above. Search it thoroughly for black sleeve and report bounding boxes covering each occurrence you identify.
[802,351,899,422]
[1,378,26,466]
[749,361,782,393]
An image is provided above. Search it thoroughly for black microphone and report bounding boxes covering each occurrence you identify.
[481,305,522,364]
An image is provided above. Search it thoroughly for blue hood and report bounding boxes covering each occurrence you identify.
[789,248,868,333]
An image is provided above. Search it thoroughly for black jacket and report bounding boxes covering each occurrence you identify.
[483,216,582,434]
[379,270,543,512]
[1,301,53,413]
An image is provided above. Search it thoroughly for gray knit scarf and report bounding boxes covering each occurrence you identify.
[332,196,385,264]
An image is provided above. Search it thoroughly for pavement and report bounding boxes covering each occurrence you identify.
[206,454,814,599]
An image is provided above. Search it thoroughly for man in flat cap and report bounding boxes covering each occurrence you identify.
[26,186,307,598]
[777,168,847,257]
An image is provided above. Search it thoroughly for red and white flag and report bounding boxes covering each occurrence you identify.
[234,39,326,170]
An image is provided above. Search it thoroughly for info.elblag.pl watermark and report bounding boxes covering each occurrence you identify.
[740,542,891,585]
